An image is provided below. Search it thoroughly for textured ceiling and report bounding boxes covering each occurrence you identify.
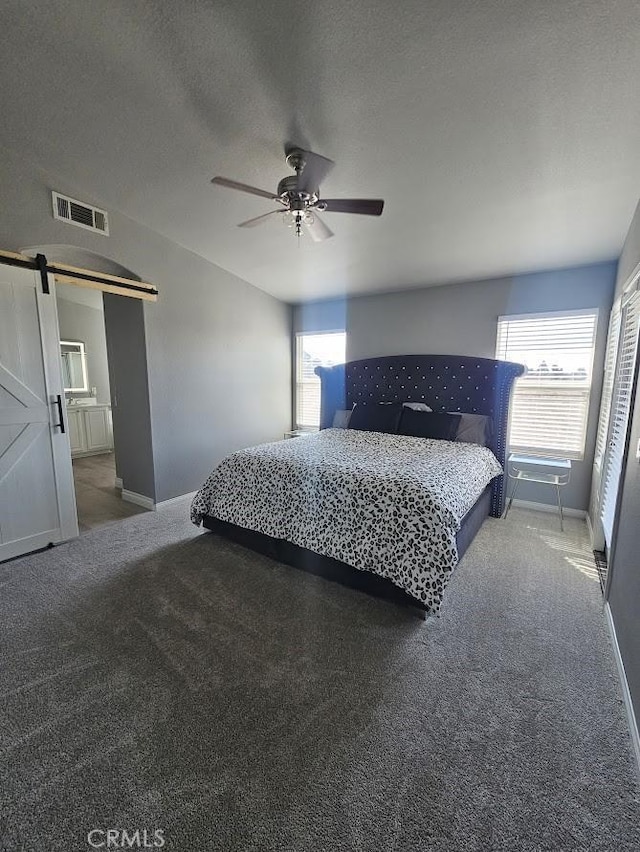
[2,1,640,302]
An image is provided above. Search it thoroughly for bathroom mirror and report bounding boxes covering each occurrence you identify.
[60,341,89,392]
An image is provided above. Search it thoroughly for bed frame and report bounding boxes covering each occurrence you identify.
[203,354,523,616]
[203,486,491,616]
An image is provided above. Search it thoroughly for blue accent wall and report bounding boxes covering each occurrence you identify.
[294,298,348,334]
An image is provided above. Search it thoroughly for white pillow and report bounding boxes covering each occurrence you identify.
[402,402,432,412]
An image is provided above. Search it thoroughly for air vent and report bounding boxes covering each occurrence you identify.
[51,191,109,235]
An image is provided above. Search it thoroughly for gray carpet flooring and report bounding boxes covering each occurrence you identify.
[1,503,638,851]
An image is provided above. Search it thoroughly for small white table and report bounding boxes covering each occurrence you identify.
[504,454,571,530]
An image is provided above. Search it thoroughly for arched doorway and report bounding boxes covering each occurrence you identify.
[21,245,155,531]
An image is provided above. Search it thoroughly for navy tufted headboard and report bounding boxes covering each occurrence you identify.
[315,354,524,518]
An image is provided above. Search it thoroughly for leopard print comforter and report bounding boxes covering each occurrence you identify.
[191,428,502,613]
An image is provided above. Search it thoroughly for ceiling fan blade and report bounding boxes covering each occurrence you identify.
[237,209,282,228]
[320,198,384,216]
[304,213,334,243]
[296,150,335,194]
[211,176,278,201]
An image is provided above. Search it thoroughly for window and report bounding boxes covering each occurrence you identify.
[496,310,598,459]
[295,331,346,429]
[598,292,640,548]
[594,302,621,470]
[588,302,621,549]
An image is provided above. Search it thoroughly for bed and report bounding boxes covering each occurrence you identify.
[191,354,524,616]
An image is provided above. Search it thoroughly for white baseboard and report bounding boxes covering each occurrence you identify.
[604,602,640,779]
[71,448,114,459]
[114,476,123,489]
[508,498,586,519]
[121,489,155,510]
[154,491,197,510]
[120,489,196,511]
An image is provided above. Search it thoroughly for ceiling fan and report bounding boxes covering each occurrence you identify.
[211,147,384,242]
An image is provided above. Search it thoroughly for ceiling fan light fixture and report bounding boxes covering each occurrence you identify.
[283,208,315,238]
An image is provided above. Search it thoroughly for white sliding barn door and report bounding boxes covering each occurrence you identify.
[0,264,78,561]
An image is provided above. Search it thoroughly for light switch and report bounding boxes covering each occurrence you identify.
[636,438,640,461]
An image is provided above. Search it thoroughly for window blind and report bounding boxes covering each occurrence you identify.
[599,292,640,547]
[496,310,598,459]
[594,302,621,469]
[589,302,621,543]
[295,332,346,429]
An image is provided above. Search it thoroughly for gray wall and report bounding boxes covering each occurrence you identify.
[607,198,640,732]
[0,144,292,503]
[103,295,156,498]
[56,293,111,404]
[294,262,617,511]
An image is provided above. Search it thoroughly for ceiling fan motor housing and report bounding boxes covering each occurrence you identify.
[277,175,318,205]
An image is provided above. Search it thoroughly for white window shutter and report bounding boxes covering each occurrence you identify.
[589,301,621,542]
[599,292,640,547]
[594,303,621,469]
[496,310,598,459]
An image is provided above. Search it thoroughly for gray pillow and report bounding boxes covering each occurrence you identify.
[449,412,492,446]
[332,409,352,428]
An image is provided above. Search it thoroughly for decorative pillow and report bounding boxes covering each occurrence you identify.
[348,402,403,434]
[332,409,353,429]
[398,409,461,440]
[449,412,493,446]
[402,402,432,411]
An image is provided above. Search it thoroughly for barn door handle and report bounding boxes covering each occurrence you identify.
[54,394,66,433]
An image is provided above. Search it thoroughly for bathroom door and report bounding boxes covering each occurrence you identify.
[0,262,78,561]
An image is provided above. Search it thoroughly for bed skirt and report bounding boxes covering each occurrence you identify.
[201,486,492,618]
